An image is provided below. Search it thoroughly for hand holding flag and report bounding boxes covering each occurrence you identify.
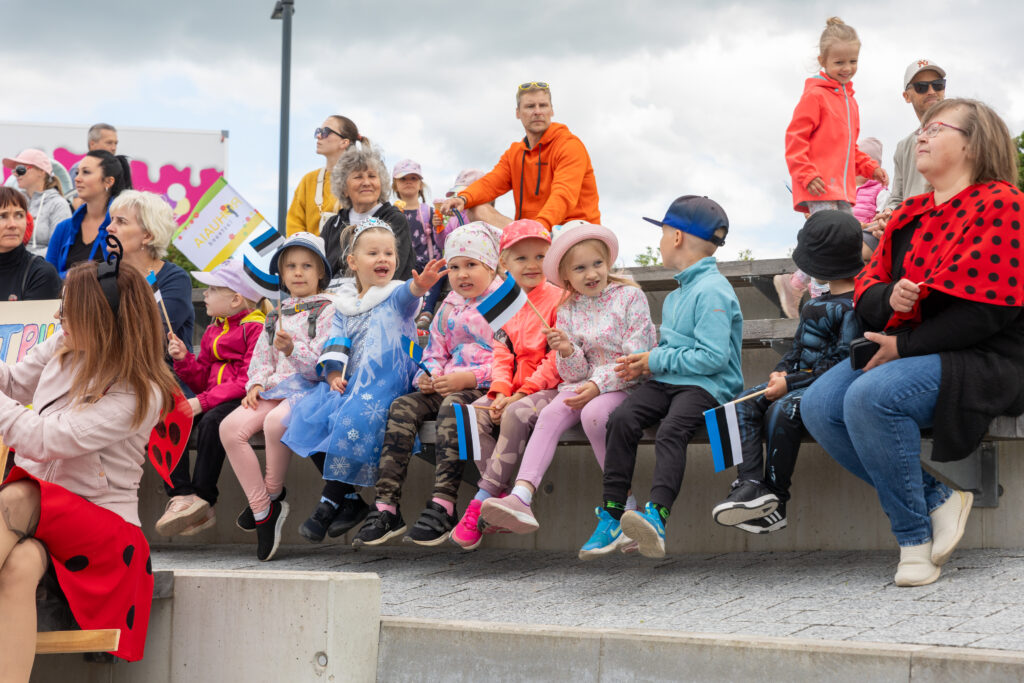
[401,334,432,377]
[475,272,549,332]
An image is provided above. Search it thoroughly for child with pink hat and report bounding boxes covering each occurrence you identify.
[479,220,657,542]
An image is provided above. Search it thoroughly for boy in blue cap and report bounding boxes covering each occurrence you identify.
[580,195,743,560]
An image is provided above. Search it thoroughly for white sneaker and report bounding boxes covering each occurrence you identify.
[930,491,973,566]
[894,542,940,587]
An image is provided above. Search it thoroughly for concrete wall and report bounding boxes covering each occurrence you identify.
[30,570,381,683]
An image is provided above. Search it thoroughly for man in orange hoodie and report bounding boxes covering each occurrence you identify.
[439,82,600,229]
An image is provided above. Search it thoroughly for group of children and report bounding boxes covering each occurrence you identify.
[155,15,881,562]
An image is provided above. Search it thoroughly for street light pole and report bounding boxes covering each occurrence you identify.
[271,0,294,235]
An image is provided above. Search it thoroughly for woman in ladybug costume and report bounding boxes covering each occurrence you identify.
[0,243,178,678]
[802,99,1024,587]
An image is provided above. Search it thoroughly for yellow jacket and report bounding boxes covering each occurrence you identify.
[286,168,338,236]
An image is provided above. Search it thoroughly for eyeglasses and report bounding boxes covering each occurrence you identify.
[915,121,967,138]
[14,165,27,176]
[908,78,946,95]
[314,127,342,140]
[518,81,549,91]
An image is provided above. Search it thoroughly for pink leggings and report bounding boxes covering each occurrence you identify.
[221,398,292,515]
[515,390,627,488]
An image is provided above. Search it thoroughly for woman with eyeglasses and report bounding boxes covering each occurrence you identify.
[0,187,61,301]
[2,150,71,256]
[0,255,180,677]
[801,99,1024,587]
[285,115,362,237]
[45,150,132,278]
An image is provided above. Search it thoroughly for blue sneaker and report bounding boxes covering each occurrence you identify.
[578,507,630,561]
[621,502,666,558]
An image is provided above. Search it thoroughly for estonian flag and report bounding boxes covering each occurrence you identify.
[475,272,528,332]
[401,334,431,376]
[146,270,163,303]
[242,255,280,301]
[452,402,481,461]
[318,336,352,371]
[251,227,285,258]
[704,400,744,472]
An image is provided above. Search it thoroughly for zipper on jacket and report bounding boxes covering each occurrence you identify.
[534,143,543,196]
[842,85,853,200]
[517,147,527,220]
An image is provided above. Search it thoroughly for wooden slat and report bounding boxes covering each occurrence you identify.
[742,318,799,348]
[625,258,797,292]
[36,629,120,654]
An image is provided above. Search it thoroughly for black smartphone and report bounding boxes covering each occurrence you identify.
[850,337,881,370]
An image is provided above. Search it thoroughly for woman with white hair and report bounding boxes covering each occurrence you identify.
[2,149,71,256]
[106,190,195,348]
[320,144,417,281]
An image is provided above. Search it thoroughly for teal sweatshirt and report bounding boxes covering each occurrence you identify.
[647,256,743,404]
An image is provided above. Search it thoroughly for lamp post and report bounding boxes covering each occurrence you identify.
[271,0,294,235]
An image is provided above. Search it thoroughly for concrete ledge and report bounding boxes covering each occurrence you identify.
[378,617,1024,682]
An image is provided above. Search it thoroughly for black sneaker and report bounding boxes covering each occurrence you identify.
[327,495,371,538]
[255,500,289,561]
[352,508,406,547]
[712,480,779,527]
[298,501,339,543]
[237,487,286,532]
[404,501,457,546]
[736,504,788,534]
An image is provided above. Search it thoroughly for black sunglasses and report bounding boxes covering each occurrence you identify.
[314,127,342,140]
[908,78,946,95]
[14,165,27,176]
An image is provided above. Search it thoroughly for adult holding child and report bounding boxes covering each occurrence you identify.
[286,115,361,237]
[801,99,1024,587]
[46,150,132,278]
[3,149,71,256]
[320,144,417,282]
[0,187,61,301]
[0,254,180,675]
[438,81,600,230]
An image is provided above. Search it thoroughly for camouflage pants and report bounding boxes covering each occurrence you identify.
[473,390,558,497]
[375,389,483,505]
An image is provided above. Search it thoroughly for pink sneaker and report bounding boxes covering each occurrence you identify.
[480,495,539,534]
[773,273,806,319]
[451,500,484,550]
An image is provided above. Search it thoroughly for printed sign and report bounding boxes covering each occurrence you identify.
[173,177,274,272]
[0,300,61,365]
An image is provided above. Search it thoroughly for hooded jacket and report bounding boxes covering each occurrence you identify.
[458,122,600,229]
[488,280,563,399]
[174,308,267,412]
[26,187,72,255]
[785,72,880,212]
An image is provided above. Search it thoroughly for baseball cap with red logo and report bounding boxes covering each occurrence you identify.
[499,219,551,253]
[903,59,946,90]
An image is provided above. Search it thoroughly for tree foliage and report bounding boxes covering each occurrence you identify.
[633,245,662,267]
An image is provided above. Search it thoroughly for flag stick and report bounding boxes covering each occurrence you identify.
[525,298,551,330]
[0,436,9,480]
[158,298,174,333]
[473,404,501,413]
[729,387,770,405]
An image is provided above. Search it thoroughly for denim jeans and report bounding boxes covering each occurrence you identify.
[801,355,952,546]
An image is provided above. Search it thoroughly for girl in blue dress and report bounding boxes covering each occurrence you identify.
[284,218,447,541]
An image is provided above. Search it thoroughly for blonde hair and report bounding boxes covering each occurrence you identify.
[557,239,637,305]
[922,98,1019,186]
[339,223,397,290]
[109,190,177,260]
[818,17,860,59]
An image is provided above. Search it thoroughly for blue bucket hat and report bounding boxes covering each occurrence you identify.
[642,195,729,246]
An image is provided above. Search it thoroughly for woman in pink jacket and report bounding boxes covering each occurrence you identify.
[0,256,179,676]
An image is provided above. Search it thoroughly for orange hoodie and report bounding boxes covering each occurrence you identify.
[488,280,563,398]
[785,72,879,212]
[459,122,600,229]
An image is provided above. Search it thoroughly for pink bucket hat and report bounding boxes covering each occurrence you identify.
[3,149,52,175]
[859,137,883,165]
[443,221,502,270]
[392,159,423,179]
[447,169,486,197]
[542,220,619,286]
[500,219,551,252]
[192,258,266,303]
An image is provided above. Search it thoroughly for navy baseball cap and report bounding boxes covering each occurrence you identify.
[643,195,729,246]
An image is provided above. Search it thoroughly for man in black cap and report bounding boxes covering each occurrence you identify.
[712,210,863,534]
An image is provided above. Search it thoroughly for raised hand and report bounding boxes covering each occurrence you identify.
[410,259,449,297]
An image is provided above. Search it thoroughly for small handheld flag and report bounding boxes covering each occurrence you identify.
[251,226,285,258]
[242,255,281,302]
[148,270,174,331]
[703,389,768,472]
[319,336,352,375]
[147,391,194,487]
[476,273,529,332]
[401,334,432,377]
[452,402,482,461]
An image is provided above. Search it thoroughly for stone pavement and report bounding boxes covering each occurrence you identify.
[151,544,1024,652]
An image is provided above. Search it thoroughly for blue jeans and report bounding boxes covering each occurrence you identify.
[801,355,952,546]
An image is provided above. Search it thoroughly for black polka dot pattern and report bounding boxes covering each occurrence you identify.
[126,605,135,630]
[123,545,135,567]
[65,555,89,572]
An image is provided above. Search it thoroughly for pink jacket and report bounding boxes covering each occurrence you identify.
[853,179,885,223]
[556,282,657,393]
[246,295,335,392]
[0,332,163,526]
[417,277,500,387]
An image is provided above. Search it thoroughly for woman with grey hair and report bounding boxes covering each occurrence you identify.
[107,189,194,348]
[320,144,416,280]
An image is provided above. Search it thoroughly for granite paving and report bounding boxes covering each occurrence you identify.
[151,544,1024,652]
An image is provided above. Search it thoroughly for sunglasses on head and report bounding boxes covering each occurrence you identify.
[908,78,946,95]
[314,127,342,140]
[518,81,549,91]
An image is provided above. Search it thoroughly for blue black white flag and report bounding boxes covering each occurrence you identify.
[242,255,280,301]
[453,402,481,461]
[475,273,529,332]
[704,401,744,472]
[251,227,285,258]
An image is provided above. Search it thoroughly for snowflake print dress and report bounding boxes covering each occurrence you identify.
[283,280,420,486]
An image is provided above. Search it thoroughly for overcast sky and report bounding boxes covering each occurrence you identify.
[4,1,1023,264]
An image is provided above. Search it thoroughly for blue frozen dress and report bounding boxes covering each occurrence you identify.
[283,280,419,486]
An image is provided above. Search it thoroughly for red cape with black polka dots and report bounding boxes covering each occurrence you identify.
[856,180,1024,330]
